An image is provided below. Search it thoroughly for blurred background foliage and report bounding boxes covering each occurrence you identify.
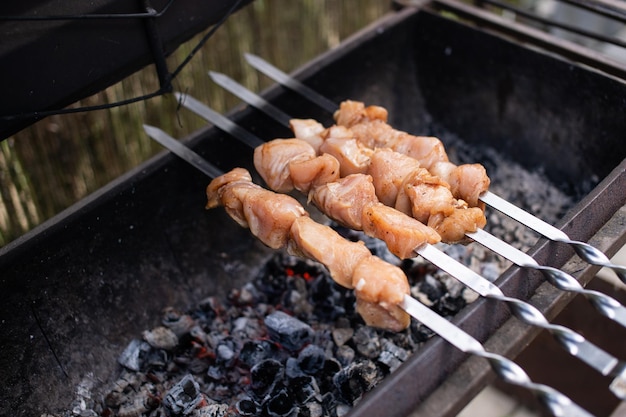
[0,0,388,247]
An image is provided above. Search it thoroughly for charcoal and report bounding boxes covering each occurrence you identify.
[297,345,325,375]
[215,338,237,367]
[118,339,152,371]
[162,307,196,338]
[264,311,313,352]
[235,397,258,416]
[334,345,355,367]
[250,359,284,395]
[229,282,261,306]
[193,403,229,417]
[332,359,383,404]
[418,274,445,303]
[331,328,353,347]
[288,375,321,404]
[239,340,280,368]
[437,295,467,317]
[352,326,381,359]
[206,365,226,382]
[264,389,297,417]
[316,358,341,394]
[298,401,324,417]
[143,326,179,351]
[197,296,223,320]
[163,375,203,416]
[285,357,304,379]
[378,340,409,373]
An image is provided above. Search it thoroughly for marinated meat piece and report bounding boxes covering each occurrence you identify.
[310,174,379,230]
[206,168,307,249]
[288,216,370,289]
[353,256,410,331]
[395,169,456,224]
[289,119,325,153]
[288,153,341,194]
[432,162,490,208]
[206,167,252,210]
[356,297,410,332]
[391,135,449,170]
[254,138,340,194]
[254,138,316,193]
[333,100,387,127]
[319,136,372,177]
[368,148,423,207]
[428,207,487,243]
[362,204,441,259]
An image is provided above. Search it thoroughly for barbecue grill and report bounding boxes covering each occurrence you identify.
[1,1,625,416]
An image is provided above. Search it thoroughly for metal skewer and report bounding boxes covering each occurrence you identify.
[242,52,626,284]
[143,123,595,417]
[200,73,626,331]
[173,92,626,398]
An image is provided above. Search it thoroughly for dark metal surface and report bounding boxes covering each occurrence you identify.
[1,4,625,417]
[0,0,252,139]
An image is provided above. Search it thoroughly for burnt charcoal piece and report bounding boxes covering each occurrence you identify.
[309,274,350,321]
[143,326,179,351]
[437,295,467,317]
[235,397,258,416]
[162,307,196,338]
[300,401,324,417]
[197,296,224,321]
[162,374,202,416]
[297,345,325,375]
[352,326,381,359]
[239,340,280,368]
[288,375,321,404]
[118,339,152,371]
[418,275,445,303]
[378,340,409,373]
[410,321,436,343]
[285,357,304,379]
[316,358,342,394]
[215,338,237,367]
[264,389,297,417]
[264,311,314,352]
[335,345,356,367]
[250,359,284,395]
[333,360,383,404]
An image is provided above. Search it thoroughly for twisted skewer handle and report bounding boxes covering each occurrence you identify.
[400,295,593,417]
[480,191,626,283]
[470,229,626,329]
[417,243,626,395]
[242,52,626,283]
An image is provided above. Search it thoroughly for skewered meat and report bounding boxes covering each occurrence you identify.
[254,139,441,257]
[333,100,490,207]
[319,125,373,177]
[206,167,306,249]
[282,125,486,242]
[253,137,340,194]
[291,216,410,331]
[206,168,410,331]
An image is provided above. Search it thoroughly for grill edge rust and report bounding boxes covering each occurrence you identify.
[1,4,626,417]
